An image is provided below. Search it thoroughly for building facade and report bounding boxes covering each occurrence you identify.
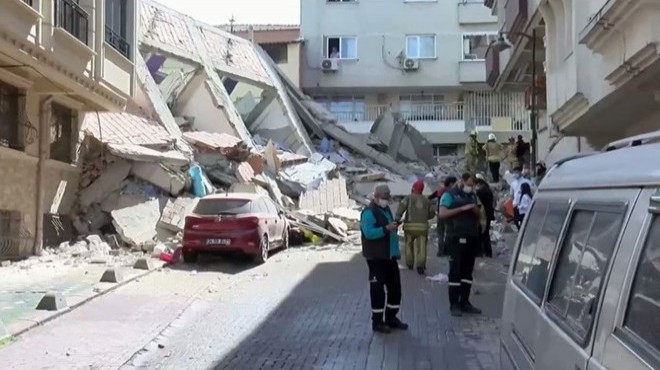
[0,0,137,258]
[301,0,531,156]
[221,24,303,88]
[486,0,660,165]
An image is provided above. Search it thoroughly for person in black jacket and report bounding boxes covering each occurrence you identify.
[475,176,495,258]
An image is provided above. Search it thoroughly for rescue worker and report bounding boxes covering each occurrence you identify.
[475,175,495,258]
[483,133,503,183]
[438,173,483,317]
[506,137,518,171]
[428,176,458,257]
[465,131,480,174]
[360,184,409,333]
[396,180,436,275]
[516,135,530,168]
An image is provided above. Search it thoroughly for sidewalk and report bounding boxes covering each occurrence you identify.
[0,251,163,340]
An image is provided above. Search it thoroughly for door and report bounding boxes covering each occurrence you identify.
[500,198,571,370]
[263,198,283,242]
[590,188,660,370]
[256,198,278,241]
[535,202,628,370]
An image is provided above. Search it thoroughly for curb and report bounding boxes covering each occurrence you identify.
[4,261,167,341]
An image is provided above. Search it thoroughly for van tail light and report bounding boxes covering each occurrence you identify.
[237,217,260,227]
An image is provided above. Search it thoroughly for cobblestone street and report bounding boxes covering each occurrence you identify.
[0,243,508,370]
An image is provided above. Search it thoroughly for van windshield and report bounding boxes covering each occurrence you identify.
[194,199,252,215]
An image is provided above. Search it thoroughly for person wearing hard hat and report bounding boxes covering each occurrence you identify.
[483,133,503,183]
[465,131,480,174]
[396,180,436,275]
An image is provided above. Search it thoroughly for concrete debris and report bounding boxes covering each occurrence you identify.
[327,217,348,238]
[110,188,167,250]
[132,162,186,196]
[298,176,351,215]
[370,111,435,167]
[159,196,198,233]
[79,160,132,209]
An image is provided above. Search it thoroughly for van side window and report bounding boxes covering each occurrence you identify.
[547,208,624,344]
[512,200,570,303]
[623,215,660,358]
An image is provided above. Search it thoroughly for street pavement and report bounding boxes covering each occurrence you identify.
[0,241,510,370]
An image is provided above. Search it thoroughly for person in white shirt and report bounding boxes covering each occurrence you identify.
[510,166,534,229]
[516,182,533,225]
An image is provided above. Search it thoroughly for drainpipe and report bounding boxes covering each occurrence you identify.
[34,95,53,256]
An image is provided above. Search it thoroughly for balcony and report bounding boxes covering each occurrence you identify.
[460,61,487,83]
[105,26,130,59]
[55,0,89,45]
[458,1,497,25]
[504,0,528,43]
[485,47,500,87]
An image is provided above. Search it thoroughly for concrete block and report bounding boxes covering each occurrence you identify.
[131,162,186,196]
[1,260,10,268]
[158,196,197,233]
[299,176,350,214]
[79,160,132,208]
[111,194,163,247]
[327,217,348,238]
[100,268,124,283]
[133,258,153,270]
[36,292,68,311]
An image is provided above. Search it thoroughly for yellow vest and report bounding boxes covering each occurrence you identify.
[484,141,502,162]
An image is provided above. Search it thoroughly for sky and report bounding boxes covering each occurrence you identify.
[155,0,300,25]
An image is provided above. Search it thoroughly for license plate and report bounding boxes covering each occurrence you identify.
[207,238,230,246]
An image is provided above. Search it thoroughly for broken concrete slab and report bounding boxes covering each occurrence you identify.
[370,111,435,167]
[111,193,165,248]
[298,176,351,215]
[353,172,387,182]
[36,292,68,311]
[327,217,348,238]
[158,196,197,233]
[131,162,186,196]
[100,268,124,283]
[107,143,189,167]
[79,160,132,208]
[133,258,154,270]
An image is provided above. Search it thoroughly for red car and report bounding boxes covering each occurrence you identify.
[182,193,289,264]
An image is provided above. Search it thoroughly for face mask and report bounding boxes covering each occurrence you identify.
[377,199,389,208]
[462,186,473,194]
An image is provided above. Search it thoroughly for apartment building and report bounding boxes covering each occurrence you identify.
[0,0,137,258]
[486,0,660,165]
[301,0,531,156]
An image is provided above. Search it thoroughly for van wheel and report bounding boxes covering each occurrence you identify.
[183,250,198,263]
[254,234,269,264]
[282,228,289,250]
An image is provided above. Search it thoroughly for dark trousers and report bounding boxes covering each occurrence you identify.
[437,219,447,256]
[447,236,478,306]
[513,207,522,230]
[481,222,493,258]
[488,161,500,183]
[367,259,402,323]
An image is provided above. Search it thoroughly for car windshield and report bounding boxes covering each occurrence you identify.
[193,199,252,215]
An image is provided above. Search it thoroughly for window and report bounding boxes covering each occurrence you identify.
[0,209,24,258]
[324,36,357,59]
[547,207,625,344]
[105,0,130,58]
[406,35,436,59]
[0,81,22,150]
[193,199,253,215]
[623,216,660,360]
[315,96,365,122]
[50,103,76,163]
[262,199,279,215]
[462,33,498,60]
[55,0,89,45]
[513,200,570,302]
[262,43,288,64]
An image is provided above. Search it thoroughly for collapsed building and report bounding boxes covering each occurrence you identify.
[29,0,465,259]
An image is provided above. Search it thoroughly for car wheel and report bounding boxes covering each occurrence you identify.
[282,228,289,250]
[255,234,269,264]
[182,249,198,263]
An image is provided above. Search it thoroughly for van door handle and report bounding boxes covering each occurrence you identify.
[588,297,596,315]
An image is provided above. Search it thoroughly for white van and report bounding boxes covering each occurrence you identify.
[500,137,660,370]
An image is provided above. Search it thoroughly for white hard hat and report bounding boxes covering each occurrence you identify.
[488,133,497,141]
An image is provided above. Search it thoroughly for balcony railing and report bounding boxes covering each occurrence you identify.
[505,0,529,43]
[332,105,389,122]
[105,26,130,58]
[55,0,89,45]
[400,103,464,121]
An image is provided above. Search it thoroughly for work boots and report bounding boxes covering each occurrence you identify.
[461,302,482,314]
[372,321,392,334]
[386,317,409,331]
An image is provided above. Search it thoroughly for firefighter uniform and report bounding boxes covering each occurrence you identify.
[396,189,436,274]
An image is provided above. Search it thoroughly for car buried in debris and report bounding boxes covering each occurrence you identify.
[182,193,289,264]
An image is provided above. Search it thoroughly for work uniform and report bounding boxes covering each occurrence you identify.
[429,186,448,256]
[506,142,518,171]
[483,140,503,183]
[360,203,402,325]
[396,193,436,271]
[440,188,480,308]
[465,137,480,174]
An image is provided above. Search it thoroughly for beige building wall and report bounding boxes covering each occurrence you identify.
[0,0,137,258]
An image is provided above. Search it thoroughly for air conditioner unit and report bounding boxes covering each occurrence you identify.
[321,58,339,72]
[403,58,419,71]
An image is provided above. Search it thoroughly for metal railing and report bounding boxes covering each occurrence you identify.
[105,25,130,58]
[332,105,389,122]
[55,0,89,45]
[464,91,530,131]
[400,103,464,121]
